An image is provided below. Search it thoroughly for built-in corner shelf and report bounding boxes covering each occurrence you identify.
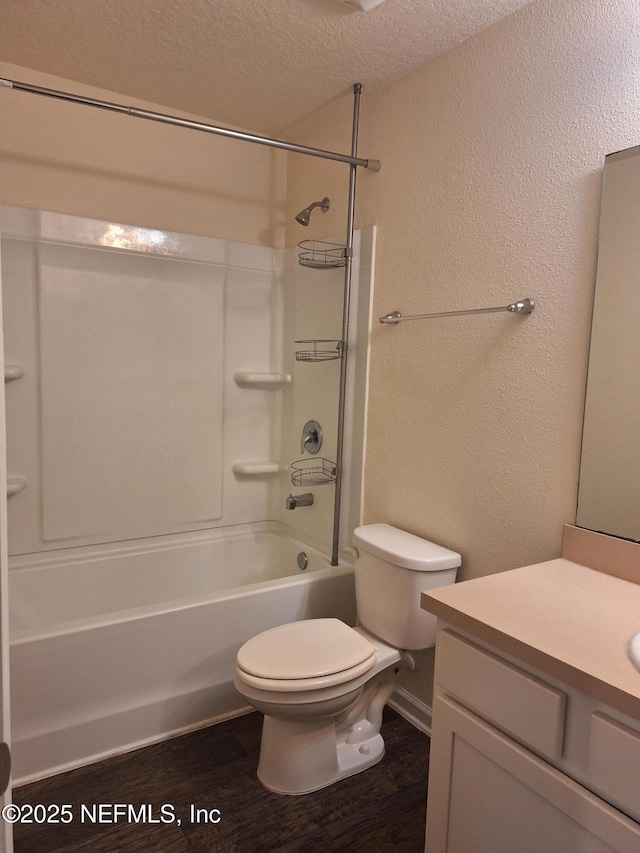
[232,462,287,477]
[4,365,25,382]
[7,475,27,497]
[233,372,291,388]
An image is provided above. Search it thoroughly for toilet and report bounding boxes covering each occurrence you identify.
[234,523,461,795]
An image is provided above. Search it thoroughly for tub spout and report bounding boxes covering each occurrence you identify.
[286,493,314,510]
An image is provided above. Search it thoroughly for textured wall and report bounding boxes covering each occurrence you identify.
[0,62,287,246]
[287,0,640,581]
[0,0,533,135]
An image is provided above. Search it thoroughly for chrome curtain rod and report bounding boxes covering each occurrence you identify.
[330,82,360,567]
[379,298,535,325]
[0,78,382,172]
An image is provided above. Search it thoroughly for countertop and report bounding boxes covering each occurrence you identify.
[422,555,640,721]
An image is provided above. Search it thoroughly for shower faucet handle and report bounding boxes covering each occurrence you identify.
[300,420,322,454]
[301,428,318,453]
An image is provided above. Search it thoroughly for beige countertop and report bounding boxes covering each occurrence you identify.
[422,551,640,721]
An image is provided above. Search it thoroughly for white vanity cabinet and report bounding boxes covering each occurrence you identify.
[426,628,640,853]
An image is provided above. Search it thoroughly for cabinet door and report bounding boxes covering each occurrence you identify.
[426,695,640,853]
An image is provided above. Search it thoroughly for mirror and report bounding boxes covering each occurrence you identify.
[577,144,640,541]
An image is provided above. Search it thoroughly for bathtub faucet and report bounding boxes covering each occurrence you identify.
[286,493,314,510]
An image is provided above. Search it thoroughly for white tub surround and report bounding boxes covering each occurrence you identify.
[2,206,374,558]
[1,206,285,552]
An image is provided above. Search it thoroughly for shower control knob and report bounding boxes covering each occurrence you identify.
[301,420,322,454]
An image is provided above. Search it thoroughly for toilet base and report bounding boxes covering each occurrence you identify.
[257,715,385,795]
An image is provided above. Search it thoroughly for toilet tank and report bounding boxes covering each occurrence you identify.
[353,524,461,650]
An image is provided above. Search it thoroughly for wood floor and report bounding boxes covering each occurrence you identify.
[11,708,430,852]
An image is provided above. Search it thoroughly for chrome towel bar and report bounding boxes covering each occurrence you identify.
[379,298,535,325]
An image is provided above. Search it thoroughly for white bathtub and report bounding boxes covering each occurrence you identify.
[9,523,356,785]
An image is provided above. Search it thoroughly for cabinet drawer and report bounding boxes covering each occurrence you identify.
[589,712,640,821]
[436,630,566,760]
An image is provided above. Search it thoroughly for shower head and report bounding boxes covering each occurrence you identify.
[295,197,330,226]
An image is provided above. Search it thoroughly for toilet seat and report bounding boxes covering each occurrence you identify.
[236,618,376,693]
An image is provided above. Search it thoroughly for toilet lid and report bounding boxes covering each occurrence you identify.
[237,618,375,680]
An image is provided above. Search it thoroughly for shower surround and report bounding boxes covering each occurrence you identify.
[1,206,374,783]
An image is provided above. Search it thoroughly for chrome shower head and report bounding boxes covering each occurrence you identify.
[295,197,330,226]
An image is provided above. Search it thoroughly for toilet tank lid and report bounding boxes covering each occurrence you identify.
[353,524,461,571]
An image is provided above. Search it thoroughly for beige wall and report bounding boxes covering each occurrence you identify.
[287,0,640,582]
[0,62,287,246]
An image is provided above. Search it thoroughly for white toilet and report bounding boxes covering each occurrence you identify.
[234,523,461,795]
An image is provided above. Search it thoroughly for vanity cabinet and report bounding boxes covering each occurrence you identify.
[426,628,640,853]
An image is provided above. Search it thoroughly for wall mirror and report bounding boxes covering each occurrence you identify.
[577,144,640,541]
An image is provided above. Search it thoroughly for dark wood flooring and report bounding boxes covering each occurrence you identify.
[11,708,429,852]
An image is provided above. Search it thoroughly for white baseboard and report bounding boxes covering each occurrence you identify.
[388,686,433,736]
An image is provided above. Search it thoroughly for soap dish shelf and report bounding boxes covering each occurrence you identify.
[7,475,27,497]
[234,372,291,388]
[4,365,25,383]
[290,458,337,487]
[232,462,286,477]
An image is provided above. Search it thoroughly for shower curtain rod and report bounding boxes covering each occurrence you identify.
[379,298,535,324]
[330,82,360,567]
[0,78,382,171]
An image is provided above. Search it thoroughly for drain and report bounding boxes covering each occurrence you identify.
[297,551,308,570]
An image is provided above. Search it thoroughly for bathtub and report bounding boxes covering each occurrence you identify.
[9,522,356,785]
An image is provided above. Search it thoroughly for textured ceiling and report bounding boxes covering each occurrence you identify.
[0,0,533,135]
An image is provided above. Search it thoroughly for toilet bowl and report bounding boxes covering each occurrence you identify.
[234,524,461,795]
[235,619,403,794]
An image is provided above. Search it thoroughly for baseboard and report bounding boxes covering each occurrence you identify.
[388,686,433,736]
